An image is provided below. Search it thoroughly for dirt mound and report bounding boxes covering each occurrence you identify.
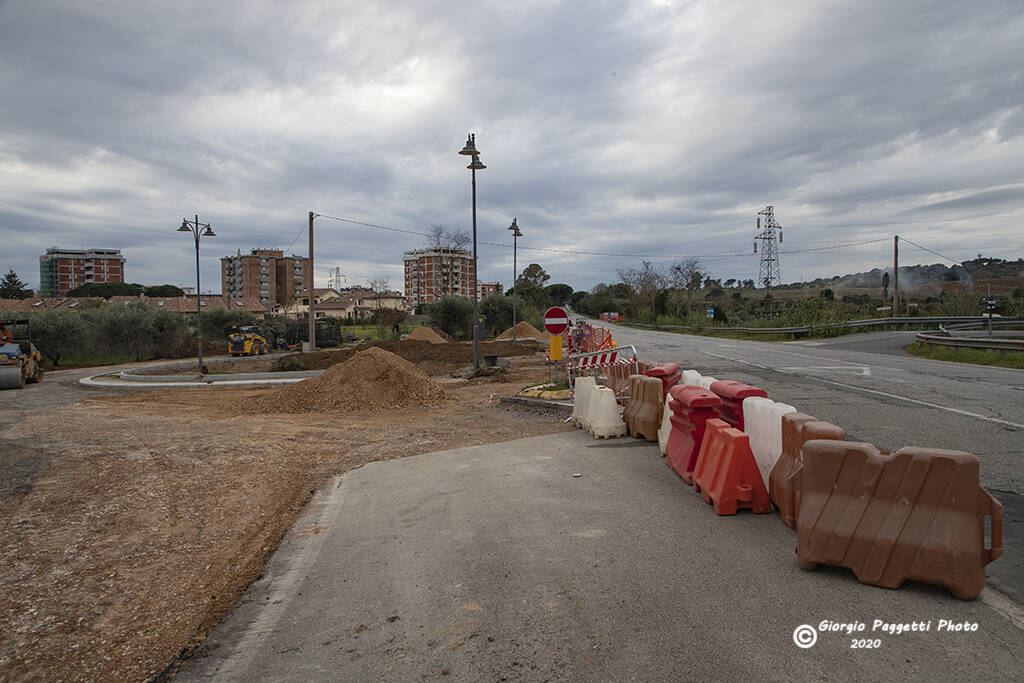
[495,321,549,340]
[253,347,456,413]
[272,338,541,373]
[405,326,449,344]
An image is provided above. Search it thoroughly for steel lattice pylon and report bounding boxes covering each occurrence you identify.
[754,205,782,292]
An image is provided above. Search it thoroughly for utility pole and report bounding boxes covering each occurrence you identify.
[754,205,783,314]
[308,211,316,351]
[893,235,899,317]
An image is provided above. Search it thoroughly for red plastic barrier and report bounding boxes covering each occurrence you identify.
[709,380,767,431]
[769,413,845,530]
[665,385,722,483]
[644,363,681,401]
[691,418,771,515]
[797,441,1003,599]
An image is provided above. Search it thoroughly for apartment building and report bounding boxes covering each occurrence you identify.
[403,248,474,307]
[477,282,503,299]
[220,249,311,306]
[38,247,125,297]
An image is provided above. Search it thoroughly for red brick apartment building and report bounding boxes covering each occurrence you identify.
[221,249,312,307]
[38,248,125,297]
[403,248,474,307]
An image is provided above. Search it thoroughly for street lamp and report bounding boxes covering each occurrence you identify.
[459,133,485,370]
[178,214,216,374]
[508,217,522,343]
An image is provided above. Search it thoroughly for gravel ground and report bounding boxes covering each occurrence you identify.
[0,350,571,681]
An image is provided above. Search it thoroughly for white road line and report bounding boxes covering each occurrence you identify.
[701,350,1024,430]
[778,366,872,376]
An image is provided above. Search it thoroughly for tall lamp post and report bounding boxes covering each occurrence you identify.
[178,215,216,374]
[459,133,485,370]
[508,217,522,343]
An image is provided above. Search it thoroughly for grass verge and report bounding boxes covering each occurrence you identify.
[906,341,1024,369]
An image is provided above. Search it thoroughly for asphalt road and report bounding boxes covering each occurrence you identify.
[179,324,1024,681]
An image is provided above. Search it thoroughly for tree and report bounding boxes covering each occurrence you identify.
[67,282,144,298]
[1,270,31,299]
[369,277,390,339]
[144,284,185,297]
[480,293,514,336]
[617,261,668,321]
[30,309,87,366]
[670,258,704,316]
[518,263,550,288]
[544,283,574,305]
[428,296,474,339]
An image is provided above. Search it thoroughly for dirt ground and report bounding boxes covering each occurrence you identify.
[0,346,572,681]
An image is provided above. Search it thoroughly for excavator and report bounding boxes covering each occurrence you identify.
[0,319,43,390]
[227,325,270,356]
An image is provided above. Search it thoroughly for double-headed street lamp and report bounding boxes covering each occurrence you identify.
[459,133,485,370]
[177,214,216,374]
[508,217,522,343]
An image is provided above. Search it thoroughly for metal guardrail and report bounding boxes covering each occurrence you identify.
[915,332,1024,353]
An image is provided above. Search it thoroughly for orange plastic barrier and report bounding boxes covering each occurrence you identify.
[665,385,722,483]
[797,440,1003,599]
[769,413,846,530]
[709,380,767,431]
[691,418,771,515]
[625,375,662,442]
[644,363,681,401]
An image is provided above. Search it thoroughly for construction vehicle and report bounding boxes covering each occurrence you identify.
[227,325,270,356]
[0,319,43,390]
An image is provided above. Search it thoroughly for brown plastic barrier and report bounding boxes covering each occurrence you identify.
[709,380,767,431]
[644,362,681,401]
[769,413,846,530]
[691,418,771,515]
[625,375,663,442]
[797,440,1003,599]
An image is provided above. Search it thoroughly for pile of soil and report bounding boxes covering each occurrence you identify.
[272,338,541,373]
[404,326,449,344]
[495,321,549,340]
[251,347,456,413]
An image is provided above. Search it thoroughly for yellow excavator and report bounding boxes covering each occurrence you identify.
[0,319,43,390]
[227,325,270,356]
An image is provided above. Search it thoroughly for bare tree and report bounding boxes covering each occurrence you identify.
[369,277,389,338]
[420,225,471,299]
[617,261,668,320]
[670,258,705,316]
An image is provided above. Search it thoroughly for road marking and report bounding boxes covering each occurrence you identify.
[701,350,1024,430]
[778,366,872,376]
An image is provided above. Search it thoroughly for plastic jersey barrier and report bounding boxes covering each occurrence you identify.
[657,395,674,456]
[572,377,598,431]
[681,369,703,388]
[742,397,797,489]
[691,418,772,515]
[644,362,681,401]
[623,375,644,432]
[626,375,663,442]
[665,385,722,484]
[587,386,627,439]
[697,376,718,390]
[709,380,767,431]
[769,413,845,530]
[797,440,1003,600]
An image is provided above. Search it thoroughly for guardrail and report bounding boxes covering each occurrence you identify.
[915,332,1024,353]
[625,316,1023,337]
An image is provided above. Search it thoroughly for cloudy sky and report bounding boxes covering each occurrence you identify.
[1,0,1022,295]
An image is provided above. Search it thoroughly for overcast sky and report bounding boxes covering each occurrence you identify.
[1,0,1022,295]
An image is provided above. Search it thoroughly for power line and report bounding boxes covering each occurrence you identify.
[899,236,964,266]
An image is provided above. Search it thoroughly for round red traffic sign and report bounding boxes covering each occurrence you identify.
[543,306,570,335]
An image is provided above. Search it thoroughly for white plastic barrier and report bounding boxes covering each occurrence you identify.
[657,395,674,455]
[698,376,718,390]
[572,377,597,430]
[681,369,703,387]
[743,396,797,488]
[587,386,627,439]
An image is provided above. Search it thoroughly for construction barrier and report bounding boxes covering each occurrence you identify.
[586,386,627,439]
[566,345,640,398]
[710,380,767,431]
[692,418,772,515]
[571,377,598,431]
[644,362,681,401]
[657,395,673,455]
[625,375,662,442]
[742,397,797,489]
[797,440,1003,599]
[665,385,722,484]
[697,375,718,390]
[681,369,703,388]
[770,413,845,530]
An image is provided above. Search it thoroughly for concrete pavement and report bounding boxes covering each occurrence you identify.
[180,431,1021,681]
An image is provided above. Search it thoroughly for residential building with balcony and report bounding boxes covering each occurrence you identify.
[403,248,474,307]
[220,249,311,307]
[38,247,125,297]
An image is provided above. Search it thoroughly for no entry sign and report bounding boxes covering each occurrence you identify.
[543,306,570,335]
